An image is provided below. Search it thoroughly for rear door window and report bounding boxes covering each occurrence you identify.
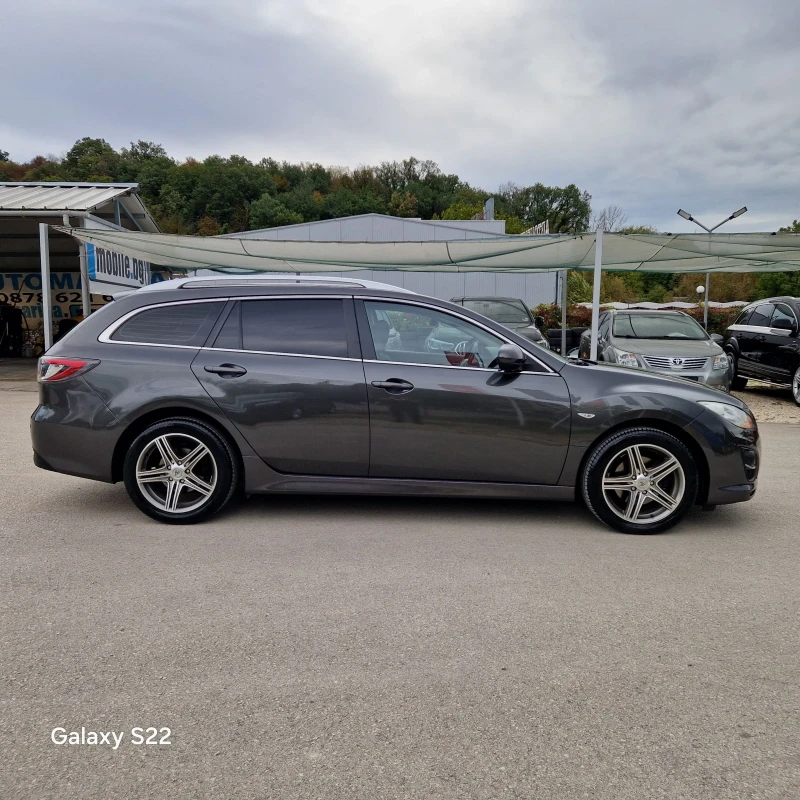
[238,299,349,358]
[732,308,752,326]
[748,304,773,327]
[111,302,223,346]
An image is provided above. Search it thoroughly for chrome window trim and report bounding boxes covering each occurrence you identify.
[360,295,555,374]
[201,346,360,363]
[728,323,794,337]
[362,358,554,375]
[98,295,352,348]
[98,298,229,345]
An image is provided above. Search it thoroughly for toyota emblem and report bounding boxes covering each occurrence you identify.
[671,357,684,367]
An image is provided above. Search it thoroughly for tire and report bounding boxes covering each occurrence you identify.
[729,354,748,390]
[123,418,239,524]
[792,365,800,407]
[581,427,698,535]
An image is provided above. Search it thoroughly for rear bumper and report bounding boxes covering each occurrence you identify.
[30,378,119,483]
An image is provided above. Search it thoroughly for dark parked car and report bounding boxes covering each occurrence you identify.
[449,297,549,349]
[32,276,760,534]
[579,309,730,391]
[723,296,800,405]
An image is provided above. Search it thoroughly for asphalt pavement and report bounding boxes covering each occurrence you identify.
[2,380,799,799]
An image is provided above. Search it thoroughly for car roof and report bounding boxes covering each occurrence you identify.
[137,274,417,294]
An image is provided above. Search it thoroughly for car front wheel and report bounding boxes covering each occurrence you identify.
[582,427,698,534]
[729,354,748,390]
[123,418,238,524]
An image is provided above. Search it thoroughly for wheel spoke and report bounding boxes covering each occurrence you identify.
[183,474,213,497]
[648,483,679,511]
[649,456,680,483]
[603,476,637,491]
[154,435,179,466]
[183,443,209,471]
[164,480,183,512]
[624,491,647,522]
[627,445,647,476]
[136,467,170,484]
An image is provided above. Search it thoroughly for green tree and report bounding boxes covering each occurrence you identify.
[248,193,303,228]
[63,137,119,181]
[388,191,418,217]
[498,182,591,232]
[0,149,8,161]
[779,220,800,233]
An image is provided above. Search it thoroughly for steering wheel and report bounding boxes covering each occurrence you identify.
[455,338,484,368]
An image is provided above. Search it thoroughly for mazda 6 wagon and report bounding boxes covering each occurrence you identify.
[31,276,760,534]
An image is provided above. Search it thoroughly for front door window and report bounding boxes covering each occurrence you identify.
[364,301,505,369]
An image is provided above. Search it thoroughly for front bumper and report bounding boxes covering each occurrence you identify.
[645,366,730,391]
[685,409,760,506]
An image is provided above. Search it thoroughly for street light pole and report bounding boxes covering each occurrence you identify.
[676,207,747,327]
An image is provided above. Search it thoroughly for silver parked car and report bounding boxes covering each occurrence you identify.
[449,297,550,349]
[579,309,730,391]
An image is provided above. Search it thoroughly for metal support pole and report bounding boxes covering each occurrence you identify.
[561,269,568,356]
[39,223,53,351]
[704,272,710,329]
[79,243,91,318]
[589,231,604,362]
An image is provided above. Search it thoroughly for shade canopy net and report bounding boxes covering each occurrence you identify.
[54,227,800,274]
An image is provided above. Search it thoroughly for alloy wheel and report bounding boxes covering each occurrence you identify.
[793,368,800,403]
[135,433,218,513]
[601,443,686,525]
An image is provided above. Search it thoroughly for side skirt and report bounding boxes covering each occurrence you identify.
[252,475,574,501]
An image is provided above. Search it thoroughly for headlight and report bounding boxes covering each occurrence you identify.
[616,352,640,368]
[698,401,755,430]
[712,353,729,371]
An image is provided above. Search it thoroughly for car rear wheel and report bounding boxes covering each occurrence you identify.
[123,418,238,524]
[582,427,698,534]
[792,365,800,407]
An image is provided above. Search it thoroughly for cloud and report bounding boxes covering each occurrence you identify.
[1,0,799,230]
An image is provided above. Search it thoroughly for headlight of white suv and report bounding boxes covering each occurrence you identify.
[615,352,640,368]
[698,401,755,430]
[712,353,729,371]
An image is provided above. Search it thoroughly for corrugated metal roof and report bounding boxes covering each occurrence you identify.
[0,183,134,211]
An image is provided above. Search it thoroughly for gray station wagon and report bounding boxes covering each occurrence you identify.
[31,276,759,534]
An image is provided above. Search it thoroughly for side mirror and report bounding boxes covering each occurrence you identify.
[710,333,723,344]
[496,343,526,372]
[771,317,794,332]
[534,315,545,329]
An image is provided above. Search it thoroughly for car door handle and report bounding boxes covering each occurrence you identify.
[204,363,247,377]
[371,379,414,394]
[756,334,767,342]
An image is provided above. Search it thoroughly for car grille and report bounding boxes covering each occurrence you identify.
[642,355,708,371]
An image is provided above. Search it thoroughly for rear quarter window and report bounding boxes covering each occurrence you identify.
[110,302,223,346]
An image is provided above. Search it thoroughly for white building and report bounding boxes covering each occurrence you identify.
[225,213,560,308]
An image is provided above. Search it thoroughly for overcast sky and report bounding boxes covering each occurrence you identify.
[2,0,799,231]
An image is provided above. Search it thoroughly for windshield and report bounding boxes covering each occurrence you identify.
[612,313,708,340]
[462,299,531,325]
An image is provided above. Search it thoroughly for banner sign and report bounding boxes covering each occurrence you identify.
[0,271,169,321]
[87,243,151,290]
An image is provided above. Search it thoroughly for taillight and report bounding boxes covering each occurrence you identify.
[38,357,99,382]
